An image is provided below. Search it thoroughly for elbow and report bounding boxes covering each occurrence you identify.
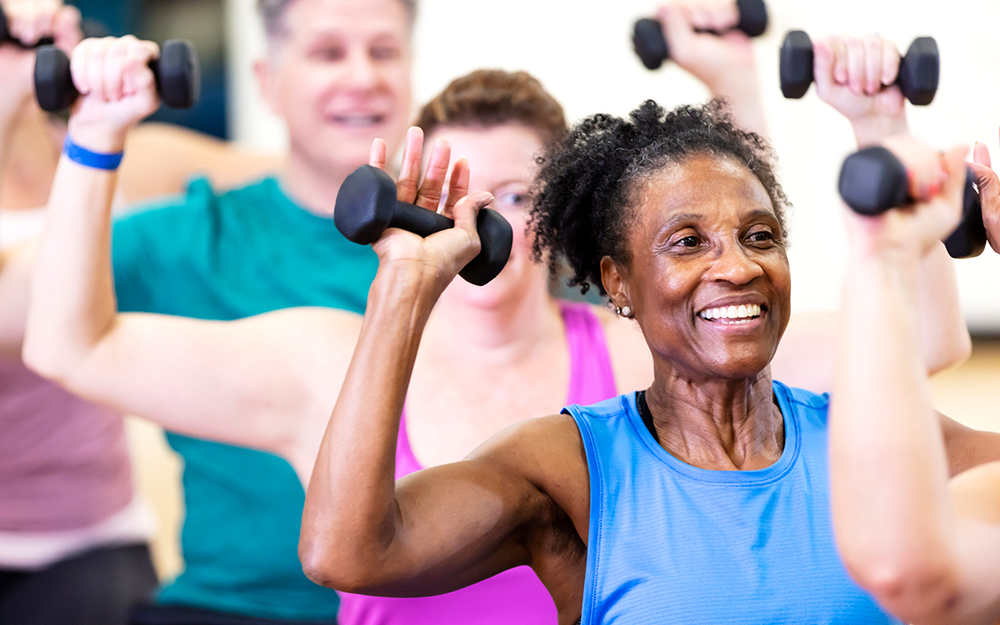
[845,556,963,624]
[22,334,76,386]
[298,533,385,593]
[927,326,972,375]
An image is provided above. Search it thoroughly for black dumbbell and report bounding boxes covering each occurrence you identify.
[0,4,54,48]
[838,146,986,258]
[335,165,514,286]
[33,39,200,113]
[633,0,768,70]
[780,31,939,105]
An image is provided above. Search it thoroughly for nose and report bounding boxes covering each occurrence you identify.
[705,240,764,286]
[344,47,379,91]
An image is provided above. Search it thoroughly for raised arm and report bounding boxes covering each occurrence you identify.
[301,130,577,598]
[0,0,80,357]
[831,137,1000,625]
[656,0,766,136]
[767,35,970,394]
[118,122,282,202]
[21,36,354,480]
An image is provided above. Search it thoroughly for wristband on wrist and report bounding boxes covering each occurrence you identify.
[63,135,124,170]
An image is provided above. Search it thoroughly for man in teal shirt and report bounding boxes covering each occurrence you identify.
[112,0,415,621]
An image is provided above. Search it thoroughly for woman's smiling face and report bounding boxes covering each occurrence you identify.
[604,152,791,382]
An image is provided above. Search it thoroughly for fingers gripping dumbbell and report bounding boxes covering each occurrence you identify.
[632,0,768,70]
[0,4,54,48]
[780,30,939,105]
[335,165,514,286]
[838,146,987,258]
[33,39,201,113]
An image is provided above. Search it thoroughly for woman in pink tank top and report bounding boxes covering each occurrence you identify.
[335,71,632,625]
[337,302,617,625]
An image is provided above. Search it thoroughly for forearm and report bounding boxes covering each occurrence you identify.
[0,98,26,182]
[831,251,959,618]
[709,69,767,138]
[23,156,118,380]
[851,112,909,149]
[917,243,971,374]
[301,261,441,588]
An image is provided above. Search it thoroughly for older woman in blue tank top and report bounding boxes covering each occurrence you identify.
[299,84,1000,625]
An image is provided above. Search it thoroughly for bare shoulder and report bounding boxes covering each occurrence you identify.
[466,413,591,541]
[589,304,653,392]
[951,461,1000,525]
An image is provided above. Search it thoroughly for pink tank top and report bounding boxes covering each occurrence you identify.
[337,301,618,625]
[0,360,133,531]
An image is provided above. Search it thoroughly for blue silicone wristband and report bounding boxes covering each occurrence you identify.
[63,136,124,170]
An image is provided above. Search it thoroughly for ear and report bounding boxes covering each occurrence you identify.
[254,56,281,116]
[600,255,631,309]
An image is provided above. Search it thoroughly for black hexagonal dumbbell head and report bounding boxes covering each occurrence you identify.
[34,39,200,113]
[335,165,514,286]
[838,146,986,259]
[633,0,767,70]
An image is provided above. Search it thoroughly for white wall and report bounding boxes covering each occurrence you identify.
[226,0,1000,331]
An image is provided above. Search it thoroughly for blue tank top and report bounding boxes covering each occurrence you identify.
[564,381,899,625]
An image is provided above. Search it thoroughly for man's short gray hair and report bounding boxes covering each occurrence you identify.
[257,0,417,39]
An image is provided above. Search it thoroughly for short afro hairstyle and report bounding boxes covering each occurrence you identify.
[528,99,790,296]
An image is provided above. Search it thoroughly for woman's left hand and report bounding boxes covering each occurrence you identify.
[843,136,966,262]
[967,131,1000,255]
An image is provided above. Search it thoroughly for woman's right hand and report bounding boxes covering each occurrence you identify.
[65,36,161,154]
[843,135,966,263]
[813,34,908,147]
[0,0,81,116]
[366,127,493,296]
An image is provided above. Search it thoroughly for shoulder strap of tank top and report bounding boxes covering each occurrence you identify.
[559,301,618,405]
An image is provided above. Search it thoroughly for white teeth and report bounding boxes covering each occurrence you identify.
[699,304,762,322]
[331,115,381,127]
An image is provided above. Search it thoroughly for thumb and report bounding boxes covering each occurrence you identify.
[968,160,997,194]
[452,191,492,236]
[973,141,992,169]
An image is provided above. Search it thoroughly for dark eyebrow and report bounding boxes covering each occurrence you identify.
[744,209,780,224]
[658,212,703,231]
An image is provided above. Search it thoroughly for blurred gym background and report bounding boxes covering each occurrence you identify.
[58,0,1000,582]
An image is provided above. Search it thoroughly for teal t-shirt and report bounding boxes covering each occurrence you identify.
[112,177,379,621]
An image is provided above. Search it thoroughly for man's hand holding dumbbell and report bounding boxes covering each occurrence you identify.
[65,36,163,156]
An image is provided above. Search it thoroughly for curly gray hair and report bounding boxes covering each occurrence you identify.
[257,0,417,39]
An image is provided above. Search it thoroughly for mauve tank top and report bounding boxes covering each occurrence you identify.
[0,209,133,533]
[337,301,618,625]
